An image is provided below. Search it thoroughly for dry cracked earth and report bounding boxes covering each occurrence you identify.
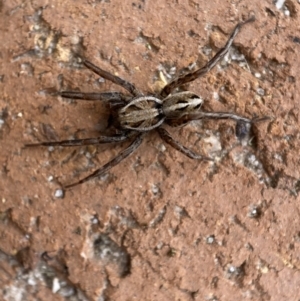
[1,0,300,300]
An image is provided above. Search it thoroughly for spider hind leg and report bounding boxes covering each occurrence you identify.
[64,134,144,189]
[24,133,130,148]
[58,91,128,103]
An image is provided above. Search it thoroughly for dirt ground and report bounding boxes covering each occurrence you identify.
[1,0,300,300]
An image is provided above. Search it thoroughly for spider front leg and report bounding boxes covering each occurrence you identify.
[82,59,141,97]
[175,111,270,124]
[64,134,144,189]
[161,16,255,97]
[157,128,213,161]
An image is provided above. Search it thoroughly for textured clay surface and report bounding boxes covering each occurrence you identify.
[1,1,300,300]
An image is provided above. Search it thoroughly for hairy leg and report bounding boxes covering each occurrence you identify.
[173,111,270,124]
[65,134,144,188]
[58,91,128,102]
[25,133,130,147]
[82,59,141,97]
[157,128,213,161]
[160,17,255,97]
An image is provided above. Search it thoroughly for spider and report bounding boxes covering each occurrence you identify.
[26,16,268,189]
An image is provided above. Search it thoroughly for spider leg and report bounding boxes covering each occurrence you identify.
[82,59,141,97]
[58,91,128,102]
[25,133,130,147]
[157,128,213,161]
[187,111,252,123]
[64,134,144,189]
[175,111,270,124]
[160,16,255,97]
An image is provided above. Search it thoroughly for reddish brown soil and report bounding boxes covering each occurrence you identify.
[1,1,300,300]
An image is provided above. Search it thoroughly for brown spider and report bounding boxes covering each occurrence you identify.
[26,16,268,189]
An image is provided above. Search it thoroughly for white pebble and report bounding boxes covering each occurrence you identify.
[52,277,60,293]
[284,8,290,16]
[213,91,219,101]
[257,88,265,96]
[254,72,261,78]
[275,0,285,9]
[54,189,64,198]
[48,175,54,182]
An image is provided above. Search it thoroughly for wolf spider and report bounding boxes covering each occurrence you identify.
[26,16,268,189]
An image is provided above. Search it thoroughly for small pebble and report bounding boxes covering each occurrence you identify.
[52,277,60,293]
[256,87,265,96]
[54,189,64,198]
[206,235,215,244]
[275,0,285,10]
[48,175,54,182]
[284,8,290,16]
[254,72,261,78]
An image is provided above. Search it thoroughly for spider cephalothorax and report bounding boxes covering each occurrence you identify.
[26,16,268,189]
